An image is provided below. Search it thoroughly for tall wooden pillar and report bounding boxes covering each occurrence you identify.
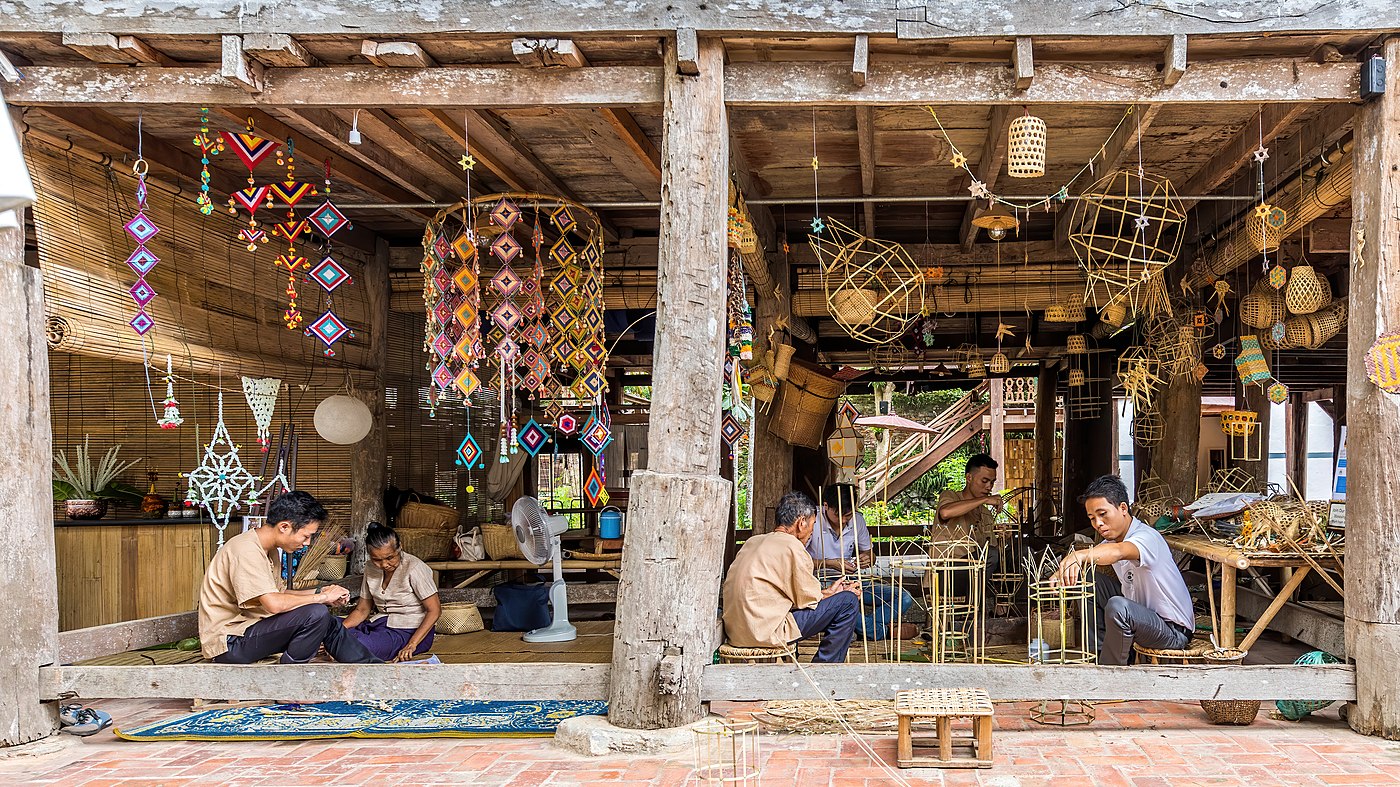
[1234,384,1271,489]
[609,36,732,730]
[1285,392,1309,494]
[748,253,792,535]
[1033,364,1058,535]
[349,237,389,572]
[0,98,59,745]
[1155,373,1202,500]
[1345,35,1400,740]
[988,378,1005,472]
[1062,376,1114,534]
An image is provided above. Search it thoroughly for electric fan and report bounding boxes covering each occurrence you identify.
[510,496,577,643]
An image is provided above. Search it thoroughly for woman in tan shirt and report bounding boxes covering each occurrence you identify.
[343,522,442,662]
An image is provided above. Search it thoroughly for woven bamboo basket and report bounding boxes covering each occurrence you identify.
[1045,300,1087,323]
[436,601,485,635]
[1033,609,1077,650]
[749,365,778,404]
[1067,334,1088,354]
[1219,410,1259,438]
[317,554,347,581]
[398,501,459,532]
[989,351,1010,374]
[1100,299,1128,329]
[830,287,878,325]
[1285,265,1332,315]
[1200,649,1260,725]
[1007,114,1047,179]
[1259,328,1295,351]
[773,342,796,381]
[398,527,453,561]
[1067,368,1086,387]
[1240,283,1286,329]
[738,220,759,255]
[768,361,845,449]
[481,523,524,560]
[1246,204,1287,253]
[1284,300,1346,350]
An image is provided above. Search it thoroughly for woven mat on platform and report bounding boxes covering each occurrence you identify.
[753,699,900,734]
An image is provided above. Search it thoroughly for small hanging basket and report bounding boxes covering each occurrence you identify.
[989,351,1010,374]
[1100,299,1128,329]
[1219,409,1259,438]
[1246,203,1287,253]
[1007,114,1048,179]
[1285,265,1332,315]
[830,287,879,326]
[773,342,796,381]
[1240,282,1286,329]
[1067,335,1088,354]
[1284,300,1346,350]
[1045,300,1087,323]
[1067,368,1086,387]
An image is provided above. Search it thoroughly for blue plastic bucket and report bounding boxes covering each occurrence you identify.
[599,507,624,539]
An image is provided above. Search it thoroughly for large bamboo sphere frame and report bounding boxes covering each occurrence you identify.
[1068,169,1187,308]
[811,219,926,344]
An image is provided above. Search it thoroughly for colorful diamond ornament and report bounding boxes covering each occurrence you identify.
[455,432,484,469]
[517,419,550,456]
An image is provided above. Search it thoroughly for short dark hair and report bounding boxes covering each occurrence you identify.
[1078,475,1130,509]
[364,521,399,551]
[265,490,327,533]
[822,484,857,513]
[966,453,999,474]
[776,491,816,528]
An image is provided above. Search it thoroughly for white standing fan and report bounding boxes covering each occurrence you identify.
[511,496,577,643]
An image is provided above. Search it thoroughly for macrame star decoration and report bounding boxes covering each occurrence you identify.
[1134,214,1150,232]
[183,393,274,547]
[1253,145,1270,163]
[810,216,825,234]
[459,153,476,171]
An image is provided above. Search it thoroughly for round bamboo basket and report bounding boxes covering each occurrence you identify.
[1240,283,1285,329]
[397,527,453,561]
[317,554,347,581]
[1045,300,1087,323]
[1067,335,1088,354]
[1199,649,1260,725]
[1007,114,1047,179]
[1246,204,1287,253]
[1285,265,1332,315]
[1284,300,1346,350]
[769,361,845,449]
[1100,299,1128,329]
[1219,410,1259,438]
[1067,368,1086,387]
[830,287,878,325]
[436,601,485,635]
[481,523,524,560]
[989,351,1010,374]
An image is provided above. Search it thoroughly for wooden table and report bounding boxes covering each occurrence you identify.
[1165,533,1344,650]
[424,559,622,589]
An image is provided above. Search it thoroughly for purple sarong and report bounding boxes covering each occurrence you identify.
[345,616,434,661]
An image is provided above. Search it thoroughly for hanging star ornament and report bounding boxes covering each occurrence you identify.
[969,179,990,200]
[950,151,967,169]
[1134,214,1151,232]
[1253,145,1270,163]
[459,153,476,171]
[995,322,1015,341]
[810,216,825,234]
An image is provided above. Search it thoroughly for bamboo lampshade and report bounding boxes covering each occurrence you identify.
[1068,169,1186,308]
[1007,114,1048,179]
[1285,265,1332,315]
[1246,204,1288,253]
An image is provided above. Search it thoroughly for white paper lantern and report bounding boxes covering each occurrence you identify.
[314,395,372,445]
[0,90,36,213]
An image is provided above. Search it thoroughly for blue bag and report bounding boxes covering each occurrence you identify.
[491,582,551,632]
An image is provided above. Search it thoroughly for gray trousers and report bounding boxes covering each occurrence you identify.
[1093,571,1191,665]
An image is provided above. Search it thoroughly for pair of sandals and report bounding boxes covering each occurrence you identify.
[59,704,113,736]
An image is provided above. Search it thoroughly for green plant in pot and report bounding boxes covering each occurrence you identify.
[53,437,143,520]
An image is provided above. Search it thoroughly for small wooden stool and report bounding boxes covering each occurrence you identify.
[894,688,994,769]
[1134,637,1212,665]
[717,643,793,664]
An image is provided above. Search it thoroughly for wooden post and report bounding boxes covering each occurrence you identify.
[1286,392,1309,494]
[0,97,59,745]
[1155,373,1202,500]
[608,35,731,730]
[1345,35,1400,740]
[348,237,389,572]
[1234,384,1271,489]
[988,377,1005,473]
[1033,365,1057,536]
[748,253,792,536]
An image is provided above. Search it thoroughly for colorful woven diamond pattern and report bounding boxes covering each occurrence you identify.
[125,165,159,335]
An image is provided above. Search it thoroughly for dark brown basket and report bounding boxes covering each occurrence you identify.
[768,361,845,449]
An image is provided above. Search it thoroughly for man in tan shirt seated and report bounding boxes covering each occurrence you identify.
[935,453,1003,542]
[721,491,860,663]
[198,491,381,664]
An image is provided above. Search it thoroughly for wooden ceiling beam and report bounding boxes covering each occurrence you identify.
[276,107,449,202]
[958,104,1010,250]
[855,105,877,236]
[422,109,531,192]
[32,107,238,194]
[1178,103,1312,206]
[511,38,588,69]
[61,32,177,66]
[220,35,265,94]
[361,41,437,68]
[852,34,869,87]
[1053,102,1162,249]
[1012,37,1034,90]
[242,33,317,68]
[1163,34,1188,87]
[355,109,470,192]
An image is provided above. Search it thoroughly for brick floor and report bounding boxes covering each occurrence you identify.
[2,698,1397,786]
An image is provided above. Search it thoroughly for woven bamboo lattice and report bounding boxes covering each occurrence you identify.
[1219,409,1259,438]
[1065,377,1103,420]
[1285,265,1332,315]
[989,351,1010,374]
[811,219,925,343]
[1246,203,1288,253]
[1136,471,1169,504]
[1117,347,1163,410]
[1240,281,1286,329]
[1045,299,1087,323]
[1284,299,1347,350]
[1365,330,1400,394]
[1238,500,1331,552]
[1069,169,1187,308]
[1234,335,1272,386]
[1133,407,1164,447]
[1066,334,1088,354]
[1007,114,1048,179]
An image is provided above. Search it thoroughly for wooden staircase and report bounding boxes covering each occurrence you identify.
[857,382,990,506]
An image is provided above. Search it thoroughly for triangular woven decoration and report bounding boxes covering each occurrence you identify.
[1234,335,1272,385]
[237,228,266,250]
[270,180,314,208]
[583,464,605,507]
[240,377,281,451]
[274,254,309,273]
[517,419,549,456]
[1365,331,1400,394]
[308,200,350,237]
[273,220,312,244]
[219,131,279,172]
[231,185,272,215]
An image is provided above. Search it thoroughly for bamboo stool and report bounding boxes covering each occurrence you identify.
[894,688,994,769]
[717,643,794,664]
[1133,637,1213,665]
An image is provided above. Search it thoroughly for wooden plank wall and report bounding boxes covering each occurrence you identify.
[54,522,213,631]
[1003,437,1061,494]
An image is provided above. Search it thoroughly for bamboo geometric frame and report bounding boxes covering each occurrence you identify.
[1069,169,1186,309]
[810,219,925,344]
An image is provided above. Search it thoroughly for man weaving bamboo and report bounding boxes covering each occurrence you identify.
[721,491,860,663]
[808,483,915,641]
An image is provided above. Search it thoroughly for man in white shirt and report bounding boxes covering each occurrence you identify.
[1054,475,1194,664]
[808,484,915,641]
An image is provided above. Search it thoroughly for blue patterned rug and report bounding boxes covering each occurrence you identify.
[116,700,608,741]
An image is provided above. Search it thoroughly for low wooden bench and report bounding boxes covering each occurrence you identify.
[894,687,994,769]
[424,559,622,589]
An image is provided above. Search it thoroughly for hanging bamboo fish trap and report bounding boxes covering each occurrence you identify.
[989,351,1011,374]
[1284,299,1347,350]
[1285,264,1332,315]
[1007,114,1048,179]
[1240,281,1286,329]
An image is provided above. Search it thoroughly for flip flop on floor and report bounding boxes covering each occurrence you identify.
[61,708,113,737]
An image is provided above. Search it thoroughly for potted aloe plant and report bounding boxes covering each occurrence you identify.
[53,437,143,520]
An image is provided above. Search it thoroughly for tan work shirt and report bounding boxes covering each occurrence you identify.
[361,552,439,629]
[937,489,998,544]
[721,531,823,648]
[198,528,283,658]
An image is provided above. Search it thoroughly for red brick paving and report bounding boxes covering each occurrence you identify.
[2,698,1397,786]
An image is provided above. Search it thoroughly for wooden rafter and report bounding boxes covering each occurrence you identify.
[855,105,876,235]
[242,33,317,68]
[958,105,1010,250]
[60,32,177,66]
[277,107,450,202]
[1178,103,1312,207]
[220,35,265,94]
[1163,34,1188,87]
[355,109,473,192]
[1052,102,1162,248]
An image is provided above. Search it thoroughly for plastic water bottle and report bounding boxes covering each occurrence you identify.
[1029,638,1048,663]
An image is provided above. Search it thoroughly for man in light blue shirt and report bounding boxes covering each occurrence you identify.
[808,484,915,641]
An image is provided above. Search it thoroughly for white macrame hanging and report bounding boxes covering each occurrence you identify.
[241,376,281,452]
[184,392,274,546]
[157,354,183,429]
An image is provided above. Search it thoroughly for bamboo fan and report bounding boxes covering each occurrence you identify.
[1284,265,1332,315]
[1068,169,1186,308]
[1246,203,1287,253]
[1007,114,1047,179]
[811,219,924,344]
[1365,330,1400,394]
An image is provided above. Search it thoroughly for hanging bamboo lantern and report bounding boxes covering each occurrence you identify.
[813,219,924,343]
[1067,368,1086,387]
[1246,203,1288,253]
[826,411,864,484]
[971,202,1020,241]
[1007,113,1048,179]
[1285,265,1332,315]
[1100,298,1128,329]
[1067,335,1088,354]
[989,351,1010,374]
[1045,299,1087,323]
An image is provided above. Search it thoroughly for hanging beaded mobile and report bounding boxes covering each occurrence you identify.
[192,107,223,216]
[156,354,183,429]
[271,138,317,330]
[222,118,279,252]
[125,115,159,336]
[306,159,355,356]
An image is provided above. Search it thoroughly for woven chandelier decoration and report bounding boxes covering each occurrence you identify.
[1068,169,1186,309]
[810,219,925,344]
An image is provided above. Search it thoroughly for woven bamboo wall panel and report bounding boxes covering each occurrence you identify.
[54,521,214,631]
[1003,438,1060,494]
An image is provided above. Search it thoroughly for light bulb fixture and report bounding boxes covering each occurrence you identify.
[348,109,363,145]
[987,226,1008,241]
[971,201,1019,240]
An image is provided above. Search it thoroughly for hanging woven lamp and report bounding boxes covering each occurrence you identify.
[971,202,1020,241]
[1067,335,1088,354]
[1247,203,1288,254]
[1007,113,1047,179]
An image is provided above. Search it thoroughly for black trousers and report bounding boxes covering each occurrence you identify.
[215,604,382,664]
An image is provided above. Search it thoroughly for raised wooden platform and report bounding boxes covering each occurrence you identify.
[425,559,623,588]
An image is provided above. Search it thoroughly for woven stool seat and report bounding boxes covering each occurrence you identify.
[894,688,993,769]
[717,643,794,664]
[1134,637,1213,664]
